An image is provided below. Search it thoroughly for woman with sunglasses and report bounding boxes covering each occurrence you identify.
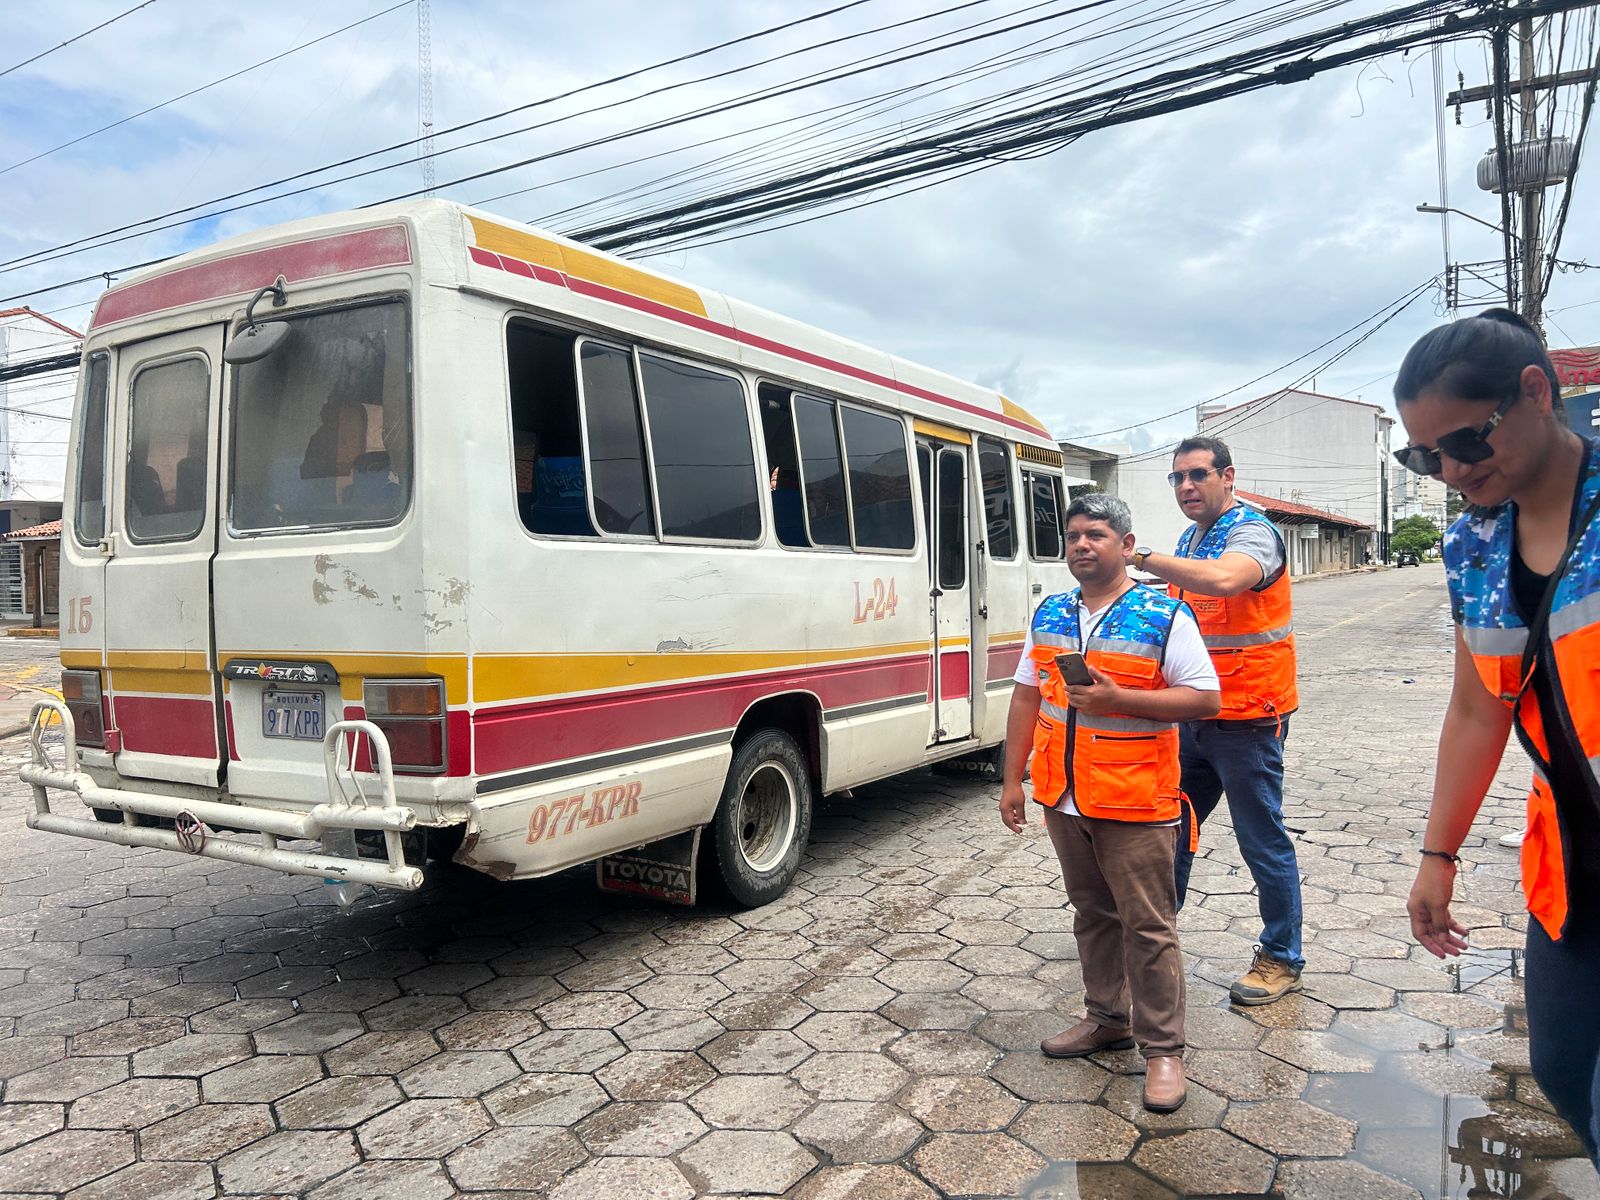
[1396,307,1599,1169]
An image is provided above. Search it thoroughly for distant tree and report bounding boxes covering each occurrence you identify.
[1393,514,1443,557]
[1445,488,1466,518]
[1068,483,1102,501]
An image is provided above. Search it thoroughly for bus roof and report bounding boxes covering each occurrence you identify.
[89,199,1058,449]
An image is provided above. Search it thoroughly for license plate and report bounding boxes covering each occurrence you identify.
[262,689,325,741]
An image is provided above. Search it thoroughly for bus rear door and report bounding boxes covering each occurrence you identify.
[918,434,974,743]
[103,327,228,786]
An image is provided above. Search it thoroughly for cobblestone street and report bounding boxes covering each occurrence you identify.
[0,567,1596,1199]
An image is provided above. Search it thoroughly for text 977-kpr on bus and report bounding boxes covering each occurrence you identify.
[26,199,1075,909]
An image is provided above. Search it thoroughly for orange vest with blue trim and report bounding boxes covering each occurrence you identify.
[1172,503,1298,721]
[1447,450,1600,940]
[1027,584,1190,826]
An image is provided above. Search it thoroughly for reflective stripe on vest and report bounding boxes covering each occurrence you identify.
[1027,585,1188,824]
[1446,443,1600,940]
[1172,503,1298,721]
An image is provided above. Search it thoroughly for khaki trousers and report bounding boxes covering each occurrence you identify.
[1044,807,1185,1058]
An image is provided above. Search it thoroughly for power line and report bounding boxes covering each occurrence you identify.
[0,1,159,81]
[0,0,416,179]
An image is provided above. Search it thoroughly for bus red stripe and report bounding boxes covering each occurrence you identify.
[112,696,218,759]
[91,225,413,330]
[473,654,929,775]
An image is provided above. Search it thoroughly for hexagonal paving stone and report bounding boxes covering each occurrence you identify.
[398,1050,521,1098]
[575,1101,708,1156]
[1273,1158,1425,1199]
[615,1008,725,1051]
[880,992,986,1032]
[274,1074,405,1130]
[0,1102,63,1154]
[899,1076,1024,1132]
[485,1071,610,1126]
[323,1030,440,1076]
[444,1125,586,1191]
[1010,1101,1140,1161]
[708,991,814,1031]
[791,1163,941,1200]
[700,1029,814,1074]
[67,1016,185,1056]
[69,1077,198,1130]
[677,1129,818,1195]
[0,1129,133,1193]
[356,1097,494,1159]
[886,1030,999,1074]
[216,1129,359,1194]
[513,1027,628,1074]
[1133,1128,1275,1195]
[6,1056,129,1102]
[794,1011,900,1053]
[305,1158,458,1200]
[596,1050,717,1102]
[688,1073,812,1130]
[63,1159,215,1200]
[132,1033,252,1078]
[202,1053,322,1102]
[1258,1028,1378,1075]
[911,1132,1045,1198]
[799,976,895,1012]
[1222,1098,1358,1157]
[252,1012,364,1055]
[0,1035,67,1080]
[436,1009,547,1050]
[1184,1048,1310,1101]
[793,1101,923,1163]
[793,1052,910,1101]
[547,1155,694,1200]
[140,1102,276,1161]
[537,990,643,1030]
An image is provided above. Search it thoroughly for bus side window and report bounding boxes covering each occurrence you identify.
[638,353,760,543]
[75,354,110,545]
[507,320,596,538]
[578,343,654,536]
[757,383,809,548]
[977,437,1017,560]
[128,357,209,543]
[1026,470,1064,561]
[840,406,914,552]
[792,394,849,549]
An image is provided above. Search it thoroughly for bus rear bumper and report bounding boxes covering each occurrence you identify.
[20,699,424,892]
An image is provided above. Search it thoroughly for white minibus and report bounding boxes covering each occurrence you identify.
[24,200,1074,907]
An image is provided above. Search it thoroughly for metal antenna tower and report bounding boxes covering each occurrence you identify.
[417,0,435,196]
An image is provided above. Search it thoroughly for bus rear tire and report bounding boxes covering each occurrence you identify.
[707,728,813,908]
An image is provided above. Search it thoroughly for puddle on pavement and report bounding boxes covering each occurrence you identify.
[1024,948,1600,1199]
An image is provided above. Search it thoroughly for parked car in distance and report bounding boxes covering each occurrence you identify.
[1395,551,1421,567]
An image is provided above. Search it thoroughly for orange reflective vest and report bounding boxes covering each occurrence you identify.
[1027,584,1194,837]
[1171,504,1298,722]
[1448,450,1600,940]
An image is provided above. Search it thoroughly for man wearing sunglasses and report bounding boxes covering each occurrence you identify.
[1129,436,1304,1006]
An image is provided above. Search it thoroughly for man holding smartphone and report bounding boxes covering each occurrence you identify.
[1130,436,1304,1006]
[1000,494,1219,1113]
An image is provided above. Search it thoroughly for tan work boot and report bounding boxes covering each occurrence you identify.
[1142,1055,1187,1112]
[1040,1018,1135,1059]
[1229,946,1302,1006]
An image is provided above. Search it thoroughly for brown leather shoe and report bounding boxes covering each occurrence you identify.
[1040,1018,1135,1059]
[1142,1055,1187,1112]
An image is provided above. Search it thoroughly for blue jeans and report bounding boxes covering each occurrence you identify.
[1526,902,1600,1168]
[1174,716,1303,971]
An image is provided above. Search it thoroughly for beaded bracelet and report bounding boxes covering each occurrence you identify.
[1420,848,1461,865]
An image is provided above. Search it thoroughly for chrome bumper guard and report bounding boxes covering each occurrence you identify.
[20,699,424,891]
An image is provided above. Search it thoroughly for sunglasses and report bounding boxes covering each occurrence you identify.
[1393,391,1518,476]
[1167,467,1221,487]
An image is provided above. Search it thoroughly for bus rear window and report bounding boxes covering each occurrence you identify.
[229,300,410,533]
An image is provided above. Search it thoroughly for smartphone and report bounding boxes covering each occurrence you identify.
[1054,651,1095,686]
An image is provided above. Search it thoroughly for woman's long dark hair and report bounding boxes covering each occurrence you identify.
[1394,308,1562,413]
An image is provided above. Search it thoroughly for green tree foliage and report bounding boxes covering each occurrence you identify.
[1393,514,1443,557]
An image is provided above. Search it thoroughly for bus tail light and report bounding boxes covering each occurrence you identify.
[61,670,106,747]
[363,679,446,773]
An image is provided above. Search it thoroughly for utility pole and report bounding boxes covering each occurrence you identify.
[417,0,435,197]
[1519,16,1544,335]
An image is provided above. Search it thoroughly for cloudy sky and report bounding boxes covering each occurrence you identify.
[3,0,1597,458]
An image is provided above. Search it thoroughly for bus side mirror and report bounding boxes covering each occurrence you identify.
[224,276,290,365]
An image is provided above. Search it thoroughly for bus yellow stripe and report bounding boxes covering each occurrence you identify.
[473,642,933,705]
[109,669,215,697]
[467,216,708,319]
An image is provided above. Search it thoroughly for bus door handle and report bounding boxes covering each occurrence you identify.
[1032,583,1043,594]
